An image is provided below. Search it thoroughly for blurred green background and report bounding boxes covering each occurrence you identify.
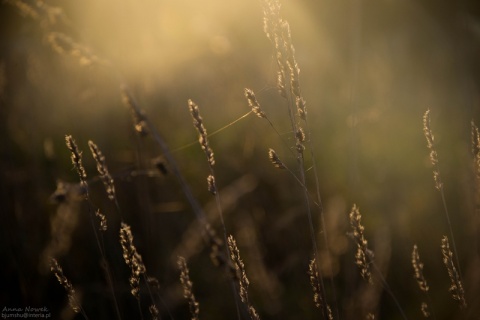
[1,0,480,319]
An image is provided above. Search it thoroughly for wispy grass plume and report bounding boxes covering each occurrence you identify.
[177,256,200,320]
[50,258,88,318]
[349,204,372,283]
[88,140,116,201]
[228,235,260,320]
[267,148,285,169]
[308,258,333,319]
[412,244,434,318]
[119,222,146,300]
[188,99,215,168]
[441,236,467,309]
[412,245,429,293]
[422,110,442,190]
[470,120,480,182]
[65,135,87,190]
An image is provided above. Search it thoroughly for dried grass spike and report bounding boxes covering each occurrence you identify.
[472,120,480,155]
[268,148,285,169]
[420,302,430,318]
[248,306,261,320]
[95,209,107,231]
[204,224,226,267]
[228,235,249,304]
[228,235,260,320]
[88,140,116,201]
[244,88,266,118]
[207,175,217,195]
[296,127,305,143]
[149,304,159,320]
[65,135,87,187]
[188,99,215,167]
[177,256,200,320]
[277,69,287,98]
[308,258,323,309]
[121,87,149,136]
[296,96,307,120]
[280,21,301,98]
[441,236,466,308]
[261,0,281,42]
[296,127,306,154]
[50,258,81,313]
[349,204,372,283]
[120,222,146,299]
[412,244,429,292]
[422,109,442,190]
[471,121,480,181]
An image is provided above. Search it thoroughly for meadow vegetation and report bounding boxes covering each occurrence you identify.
[2,0,480,319]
